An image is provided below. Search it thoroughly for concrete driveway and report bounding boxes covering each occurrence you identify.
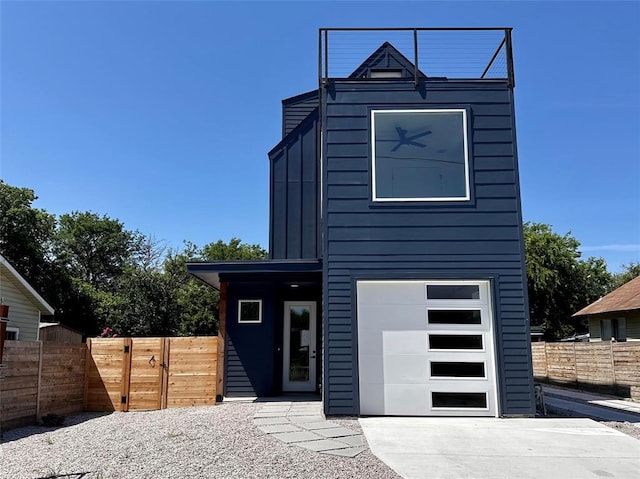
[359,417,640,479]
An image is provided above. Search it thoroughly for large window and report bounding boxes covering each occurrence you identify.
[371,109,470,201]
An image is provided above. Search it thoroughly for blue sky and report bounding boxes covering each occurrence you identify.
[2,1,639,272]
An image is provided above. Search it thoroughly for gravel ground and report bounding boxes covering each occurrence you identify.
[0,402,401,479]
[599,421,640,440]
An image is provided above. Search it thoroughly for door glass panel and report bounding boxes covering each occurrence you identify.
[428,310,481,324]
[427,285,479,300]
[432,392,487,408]
[429,334,483,350]
[431,362,485,377]
[289,306,310,382]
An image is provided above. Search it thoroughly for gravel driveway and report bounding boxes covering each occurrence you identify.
[0,402,400,479]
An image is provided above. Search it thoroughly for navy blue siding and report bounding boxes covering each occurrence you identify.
[322,80,534,416]
[270,109,321,260]
[225,284,276,397]
[282,90,318,136]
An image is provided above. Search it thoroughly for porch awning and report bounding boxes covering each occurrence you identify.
[186,259,322,290]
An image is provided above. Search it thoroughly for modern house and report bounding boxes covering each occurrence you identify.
[188,28,535,417]
[0,254,55,341]
[574,276,640,342]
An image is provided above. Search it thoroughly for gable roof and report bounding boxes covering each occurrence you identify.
[573,275,640,317]
[348,41,427,79]
[0,254,55,315]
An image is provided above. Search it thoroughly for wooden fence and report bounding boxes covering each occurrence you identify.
[1,336,218,430]
[0,341,86,430]
[532,341,640,399]
[85,336,217,412]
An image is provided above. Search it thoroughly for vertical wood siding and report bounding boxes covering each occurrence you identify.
[322,81,533,415]
[270,110,321,260]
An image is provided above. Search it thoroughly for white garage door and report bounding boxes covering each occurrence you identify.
[357,280,498,416]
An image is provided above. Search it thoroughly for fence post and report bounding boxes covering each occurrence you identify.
[216,282,227,402]
[35,341,43,421]
[120,338,132,412]
[160,337,170,409]
[83,339,91,411]
[610,340,617,392]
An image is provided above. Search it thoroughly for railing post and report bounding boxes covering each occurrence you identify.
[413,29,419,87]
[505,28,515,88]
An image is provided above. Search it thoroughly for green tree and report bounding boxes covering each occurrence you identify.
[523,222,612,340]
[0,181,56,289]
[166,238,267,336]
[611,262,640,290]
[54,211,141,289]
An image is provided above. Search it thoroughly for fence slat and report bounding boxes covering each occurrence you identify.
[533,341,640,399]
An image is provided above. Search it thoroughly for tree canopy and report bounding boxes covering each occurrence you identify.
[523,222,612,340]
[1,180,637,341]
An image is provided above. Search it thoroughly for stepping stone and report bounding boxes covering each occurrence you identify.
[289,415,325,423]
[298,421,342,431]
[294,438,349,452]
[314,426,360,438]
[258,424,301,434]
[254,412,288,418]
[334,435,365,447]
[321,446,366,458]
[259,407,290,413]
[253,417,290,426]
[288,410,321,416]
[271,431,321,444]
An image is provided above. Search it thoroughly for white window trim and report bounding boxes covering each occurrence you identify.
[5,326,19,340]
[371,109,471,202]
[238,300,262,324]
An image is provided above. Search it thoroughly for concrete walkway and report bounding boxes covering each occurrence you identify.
[252,401,366,457]
[543,385,640,423]
[359,417,640,479]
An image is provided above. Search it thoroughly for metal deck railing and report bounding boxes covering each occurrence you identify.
[319,27,515,88]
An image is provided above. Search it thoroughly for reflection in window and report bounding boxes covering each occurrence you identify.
[289,306,310,382]
[238,300,262,324]
[428,310,482,325]
[429,334,483,350]
[431,362,485,378]
[432,392,487,408]
[427,285,480,300]
[372,109,469,201]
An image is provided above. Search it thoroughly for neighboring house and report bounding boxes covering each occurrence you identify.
[39,322,83,343]
[0,254,55,341]
[573,276,640,342]
[188,28,534,417]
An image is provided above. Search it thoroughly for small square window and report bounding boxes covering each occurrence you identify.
[5,327,19,340]
[371,109,470,201]
[238,300,262,324]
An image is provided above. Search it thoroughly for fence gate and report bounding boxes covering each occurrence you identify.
[85,336,217,412]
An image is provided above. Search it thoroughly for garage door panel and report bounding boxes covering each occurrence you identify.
[360,382,385,415]
[359,304,428,330]
[382,331,427,354]
[359,282,427,304]
[384,384,429,416]
[357,280,498,417]
[383,354,429,384]
[357,353,385,383]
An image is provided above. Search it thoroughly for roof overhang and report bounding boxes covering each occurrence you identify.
[0,254,55,315]
[187,259,322,290]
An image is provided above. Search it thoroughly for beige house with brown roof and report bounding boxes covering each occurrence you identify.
[573,276,640,342]
[0,254,55,341]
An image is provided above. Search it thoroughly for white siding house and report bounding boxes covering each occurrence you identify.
[0,255,55,341]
